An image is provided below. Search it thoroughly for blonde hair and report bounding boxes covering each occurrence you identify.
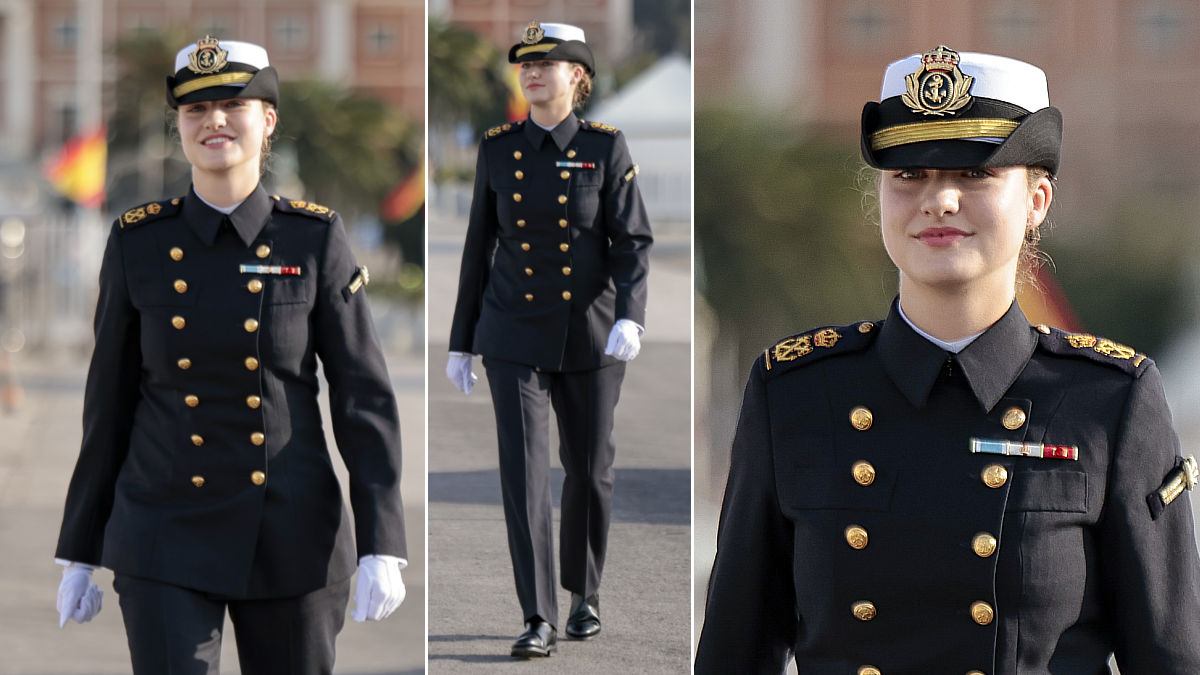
[572,66,592,109]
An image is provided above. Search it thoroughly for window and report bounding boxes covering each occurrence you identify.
[273,16,309,52]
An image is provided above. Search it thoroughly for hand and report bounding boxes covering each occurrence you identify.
[446,352,478,395]
[604,319,643,361]
[351,554,406,622]
[57,563,102,628]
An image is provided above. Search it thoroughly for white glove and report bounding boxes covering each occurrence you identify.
[446,351,478,395]
[604,319,643,361]
[351,554,406,622]
[57,562,102,627]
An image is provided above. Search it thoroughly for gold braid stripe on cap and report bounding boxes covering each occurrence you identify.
[870,119,1021,151]
[515,44,557,58]
[172,71,255,98]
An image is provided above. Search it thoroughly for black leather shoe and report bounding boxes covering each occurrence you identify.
[565,593,601,639]
[511,620,556,657]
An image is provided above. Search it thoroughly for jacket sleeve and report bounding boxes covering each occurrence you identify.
[695,359,796,673]
[55,221,142,565]
[1103,363,1200,672]
[313,214,406,560]
[448,142,498,352]
[602,131,653,327]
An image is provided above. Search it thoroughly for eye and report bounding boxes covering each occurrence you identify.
[964,169,991,179]
[895,169,923,180]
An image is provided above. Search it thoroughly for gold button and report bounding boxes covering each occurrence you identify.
[513,150,522,160]
[559,243,569,252]
[244,357,259,371]
[562,291,572,300]
[515,170,524,180]
[845,525,868,550]
[858,322,874,333]
[566,149,576,158]
[169,247,184,261]
[250,432,265,446]
[858,668,882,675]
[970,601,994,625]
[525,294,534,302]
[966,671,987,675]
[562,266,572,276]
[246,395,262,409]
[972,532,998,558]
[173,279,188,294]
[513,193,522,202]
[851,601,877,621]
[171,315,186,330]
[1036,324,1051,335]
[525,267,534,276]
[177,357,192,370]
[849,406,873,431]
[559,218,568,229]
[191,475,206,487]
[244,318,259,333]
[247,279,263,293]
[190,434,204,447]
[251,470,266,486]
[852,460,876,486]
[1001,407,1026,430]
[560,170,570,180]
[521,242,531,251]
[557,194,567,204]
[517,219,526,228]
[256,244,271,259]
[185,395,199,408]
[981,464,1008,488]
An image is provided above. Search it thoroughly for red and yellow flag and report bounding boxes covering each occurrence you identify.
[505,64,530,122]
[380,145,425,223]
[44,126,106,208]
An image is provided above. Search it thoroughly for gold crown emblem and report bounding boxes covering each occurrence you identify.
[187,34,228,75]
[902,44,974,116]
[522,22,545,45]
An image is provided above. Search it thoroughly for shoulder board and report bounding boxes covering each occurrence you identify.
[760,320,880,378]
[118,197,181,230]
[483,120,523,140]
[1036,325,1151,376]
[271,195,336,221]
[581,120,619,135]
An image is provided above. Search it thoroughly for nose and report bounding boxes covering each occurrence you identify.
[921,178,960,218]
[203,108,226,129]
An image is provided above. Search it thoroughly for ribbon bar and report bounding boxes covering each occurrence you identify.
[240,264,301,276]
[555,161,595,168]
[970,438,1078,461]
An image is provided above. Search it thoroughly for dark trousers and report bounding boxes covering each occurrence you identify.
[113,574,351,675]
[483,358,626,625]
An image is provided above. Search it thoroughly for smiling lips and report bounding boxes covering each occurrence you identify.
[917,227,969,247]
[202,135,234,146]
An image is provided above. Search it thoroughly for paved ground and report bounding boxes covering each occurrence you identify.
[426,212,692,673]
[0,308,426,675]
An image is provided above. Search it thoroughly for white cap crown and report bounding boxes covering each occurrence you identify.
[880,51,1049,113]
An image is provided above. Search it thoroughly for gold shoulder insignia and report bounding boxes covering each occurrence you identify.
[119,198,180,229]
[1039,327,1149,372]
[761,321,877,374]
[485,122,519,139]
[1149,456,1199,520]
[274,197,336,221]
[587,121,619,134]
[623,165,639,183]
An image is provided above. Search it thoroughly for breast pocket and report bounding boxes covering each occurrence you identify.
[567,170,604,226]
[1005,469,1088,513]
[265,277,312,305]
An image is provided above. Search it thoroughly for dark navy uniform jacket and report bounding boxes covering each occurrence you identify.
[449,113,652,371]
[697,300,1200,674]
[56,185,406,599]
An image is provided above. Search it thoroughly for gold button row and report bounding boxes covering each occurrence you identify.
[190,471,266,488]
[177,357,261,371]
[846,404,1026,432]
[849,599,994,626]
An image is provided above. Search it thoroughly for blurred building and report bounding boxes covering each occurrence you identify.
[430,0,634,63]
[697,0,1200,223]
[0,0,423,163]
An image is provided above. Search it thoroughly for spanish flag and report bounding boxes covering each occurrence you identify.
[505,64,530,122]
[380,146,425,223]
[1017,266,1083,333]
[44,126,106,208]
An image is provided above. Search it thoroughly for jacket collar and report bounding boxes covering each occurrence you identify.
[183,184,272,247]
[521,112,580,152]
[877,297,1037,412]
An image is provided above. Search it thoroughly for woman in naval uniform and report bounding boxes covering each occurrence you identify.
[696,46,1200,674]
[446,21,653,658]
[53,37,408,674]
